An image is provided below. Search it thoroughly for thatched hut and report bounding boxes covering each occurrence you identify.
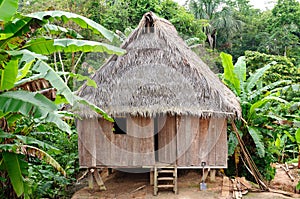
[77,12,241,170]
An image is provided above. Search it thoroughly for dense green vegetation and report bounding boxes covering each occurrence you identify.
[0,0,299,198]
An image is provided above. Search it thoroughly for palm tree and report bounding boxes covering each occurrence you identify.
[187,0,243,49]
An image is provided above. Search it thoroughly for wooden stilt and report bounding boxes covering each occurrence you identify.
[154,166,158,195]
[88,168,107,191]
[88,169,94,189]
[94,168,107,191]
[150,169,154,185]
[210,169,216,182]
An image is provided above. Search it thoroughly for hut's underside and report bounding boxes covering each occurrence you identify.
[78,115,228,168]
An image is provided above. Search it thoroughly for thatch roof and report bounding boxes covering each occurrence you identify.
[78,12,241,119]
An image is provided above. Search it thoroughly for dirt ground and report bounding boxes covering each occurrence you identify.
[72,168,300,199]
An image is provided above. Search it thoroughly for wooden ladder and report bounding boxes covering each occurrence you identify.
[154,165,178,195]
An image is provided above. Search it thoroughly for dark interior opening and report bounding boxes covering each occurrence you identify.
[113,117,127,134]
[144,14,154,33]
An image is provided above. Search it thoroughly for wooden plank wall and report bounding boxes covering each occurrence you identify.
[78,116,227,168]
[125,117,155,166]
[176,116,200,166]
[177,117,227,167]
[77,119,98,168]
[78,117,155,168]
[157,115,177,164]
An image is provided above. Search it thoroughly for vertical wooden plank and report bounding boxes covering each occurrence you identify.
[126,116,155,166]
[215,119,227,166]
[96,119,112,166]
[208,118,217,166]
[170,116,177,164]
[198,119,209,166]
[126,116,133,166]
[143,117,155,166]
[157,115,165,163]
[190,116,200,166]
[78,119,97,167]
[77,120,86,167]
[158,115,176,164]
[176,116,186,166]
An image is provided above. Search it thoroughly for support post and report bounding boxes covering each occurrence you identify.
[210,169,216,182]
[150,168,154,185]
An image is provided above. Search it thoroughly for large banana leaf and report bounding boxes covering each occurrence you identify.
[248,80,291,100]
[246,61,275,92]
[23,145,66,177]
[0,90,72,134]
[0,17,33,42]
[220,52,241,94]
[234,56,246,82]
[74,95,113,122]
[247,126,265,158]
[43,24,83,39]
[0,0,18,22]
[247,96,288,121]
[3,152,24,197]
[24,38,125,55]
[0,131,60,153]
[26,11,115,42]
[32,60,75,105]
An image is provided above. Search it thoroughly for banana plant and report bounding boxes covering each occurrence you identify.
[221,52,291,158]
[0,0,124,197]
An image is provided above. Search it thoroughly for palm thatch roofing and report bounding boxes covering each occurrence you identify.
[78,12,241,119]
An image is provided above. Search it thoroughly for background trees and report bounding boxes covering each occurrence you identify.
[187,0,243,49]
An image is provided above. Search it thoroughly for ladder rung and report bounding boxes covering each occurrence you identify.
[157,184,174,188]
[158,177,174,181]
[158,170,174,173]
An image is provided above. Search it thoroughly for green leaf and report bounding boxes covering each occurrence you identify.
[0,90,57,116]
[16,60,34,81]
[246,61,275,92]
[74,95,113,122]
[295,128,300,144]
[0,91,72,134]
[0,33,13,40]
[32,60,75,106]
[228,130,240,156]
[3,152,24,197]
[0,59,18,90]
[247,126,265,158]
[24,38,125,55]
[220,52,240,94]
[26,10,115,42]
[0,0,18,22]
[23,145,66,177]
[248,96,287,120]
[296,181,300,191]
[43,24,83,39]
[69,73,97,88]
[16,135,60,154]
[284,130,295,143]
[8,49,48,61]
[0,17,32,43]
[234,56,246,82]
[275,137,281,148]
[249,80,291,100]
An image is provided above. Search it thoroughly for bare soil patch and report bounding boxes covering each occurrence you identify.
[72,168,300,199]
